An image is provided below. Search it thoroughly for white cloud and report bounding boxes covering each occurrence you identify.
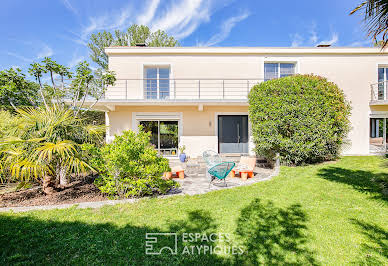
[290,21,339,47]
[318,32,339,46]
[80,6,132,40]
[150,0,212,39]
[68,53,85,68]
[137,0,160,25]
[68,0,233,45]
[290,33,304,47]
[37,44,54,59]
[61,0,78,15]
[6,52,32,62]
[308,22,318,44]
[199,11,250,46]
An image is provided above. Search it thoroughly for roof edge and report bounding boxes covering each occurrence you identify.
[105,46,387,55]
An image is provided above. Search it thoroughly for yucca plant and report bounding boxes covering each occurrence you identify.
[0,107,105,194]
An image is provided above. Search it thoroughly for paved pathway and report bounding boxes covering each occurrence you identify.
[0,166,278,213]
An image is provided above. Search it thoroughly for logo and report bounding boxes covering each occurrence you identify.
[145,233,178,255]
[145,232,244,256]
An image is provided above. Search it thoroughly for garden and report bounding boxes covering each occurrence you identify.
[0,156,387,265]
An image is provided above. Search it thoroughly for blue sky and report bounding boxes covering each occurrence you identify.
[0,0,370,72]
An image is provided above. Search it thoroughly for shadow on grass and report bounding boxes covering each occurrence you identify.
[234,198,317,265]
[0,210,225,265]
[317,167,388,202]
[0,199,318,265]
[351,219,388,265]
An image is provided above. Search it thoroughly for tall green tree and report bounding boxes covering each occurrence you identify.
[28,58,116,116]
[351,0,388,48]
[0,68,40,108]
[88,24,179,69]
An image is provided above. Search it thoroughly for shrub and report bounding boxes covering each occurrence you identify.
[90,129,177,198]
[249,74,351,165]
[0,107,104,191]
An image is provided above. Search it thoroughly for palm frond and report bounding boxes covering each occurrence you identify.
[10,158,50,181]
[36,140,77,162]
[351,0,388,48]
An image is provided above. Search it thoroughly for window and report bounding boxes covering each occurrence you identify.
[378,67,388,100]
[144,67,170,99]
[370,118,388,153]
[139,120,178,156]
[264,63,295,81]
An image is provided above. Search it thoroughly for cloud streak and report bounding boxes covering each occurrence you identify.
[61,0,78,15]
[137,0,160,25]
[290,22,339,47]
[290,33,303,47]
[199,11,250,46]
[150,0,212,39]
[318,32,338,46]
[37,44,54,59]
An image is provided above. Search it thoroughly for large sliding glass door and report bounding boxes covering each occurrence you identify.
[139,120,178,156]
[370,118,388,153]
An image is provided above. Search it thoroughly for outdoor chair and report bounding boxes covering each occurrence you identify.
[202,150,222,168]
[203,150,223,181]
[208,162,236,187]
[231,156,256,180]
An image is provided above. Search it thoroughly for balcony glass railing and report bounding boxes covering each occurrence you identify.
[103,79,263,100]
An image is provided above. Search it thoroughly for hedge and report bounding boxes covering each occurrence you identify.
[248,74,351,165]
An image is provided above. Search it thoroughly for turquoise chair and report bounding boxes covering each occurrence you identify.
[208,162,235,187]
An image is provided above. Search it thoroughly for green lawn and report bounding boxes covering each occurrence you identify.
[0,156,387,265]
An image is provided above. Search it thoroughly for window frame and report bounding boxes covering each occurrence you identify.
[143,65,171,100]
[264,62,297,81]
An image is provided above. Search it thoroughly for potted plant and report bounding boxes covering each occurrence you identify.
[179,145,186,162]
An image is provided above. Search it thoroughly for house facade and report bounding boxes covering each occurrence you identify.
[93,46,388,157]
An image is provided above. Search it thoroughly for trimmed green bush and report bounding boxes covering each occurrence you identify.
[87,129,177,198]
[249,74,351,165]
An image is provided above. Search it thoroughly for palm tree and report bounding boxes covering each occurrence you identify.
[351,0,388,48]
[0,107,105,194]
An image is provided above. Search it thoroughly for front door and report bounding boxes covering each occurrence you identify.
[218,115,248,154]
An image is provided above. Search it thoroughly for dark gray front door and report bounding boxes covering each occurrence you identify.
[218,115,248,153]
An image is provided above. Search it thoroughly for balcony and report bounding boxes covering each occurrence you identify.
[103,78,262,103]
[370,81,388,105]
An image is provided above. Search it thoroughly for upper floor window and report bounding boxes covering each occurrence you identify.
[144,66,170,99]
[378,67,388,100]
[264,63,295,81]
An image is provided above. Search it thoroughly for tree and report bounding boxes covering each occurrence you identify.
[88,24,179,69]
[28,57,116,116]
[0,68,40,108]
[0,107,105,193]
[248,75,351,165]
[351,1,388,48]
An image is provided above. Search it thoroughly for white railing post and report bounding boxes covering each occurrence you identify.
[125,80,128,99]
[198,80,201,99]
[222,80,225,99]
[174,79,176,100]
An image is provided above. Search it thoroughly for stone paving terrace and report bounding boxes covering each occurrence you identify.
[167,156,276,196]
